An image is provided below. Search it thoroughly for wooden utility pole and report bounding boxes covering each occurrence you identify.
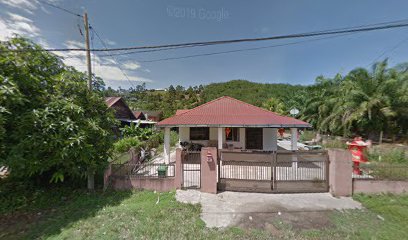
[84,12,92,91]
[83,11,94,190]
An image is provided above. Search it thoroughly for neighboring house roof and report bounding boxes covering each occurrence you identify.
[157,96,311,128]
[132,111,145,119]
[105,97,137,120]
[133,110,162,121]
[105,97,122,108]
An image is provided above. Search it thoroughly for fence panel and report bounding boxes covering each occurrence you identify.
[218,150,329,193]
[182,150,201,189]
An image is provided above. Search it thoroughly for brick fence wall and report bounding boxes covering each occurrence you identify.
[109,176,176,192]
[353,179,408,194]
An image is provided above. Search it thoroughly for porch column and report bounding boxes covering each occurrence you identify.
[290,128,298,150]
[290,128,298,170]
[271,128,278,151]
[239,128,246,149]
[218,127,224,150]
[164,127,171,164]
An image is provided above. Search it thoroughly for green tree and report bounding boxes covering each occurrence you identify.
[262,97,287,115]
[0,37,116,184]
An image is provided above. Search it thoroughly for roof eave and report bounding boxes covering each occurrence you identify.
[156,124,312,128]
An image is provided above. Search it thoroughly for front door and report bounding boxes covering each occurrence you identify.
[246,128,263,149]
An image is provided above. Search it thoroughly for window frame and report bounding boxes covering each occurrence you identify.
[226,127,240,142]
[189,127,210,141]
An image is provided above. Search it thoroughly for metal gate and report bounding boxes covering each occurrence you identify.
[218,150,329,193]
[182,151,201,189]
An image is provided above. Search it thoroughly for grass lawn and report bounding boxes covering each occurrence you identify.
[1,183,408,239]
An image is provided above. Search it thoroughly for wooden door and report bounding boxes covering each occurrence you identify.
[245,128,263,150]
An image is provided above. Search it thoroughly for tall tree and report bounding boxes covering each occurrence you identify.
[0,37,116,184]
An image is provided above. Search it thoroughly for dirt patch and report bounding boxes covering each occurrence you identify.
[236,210,334,236]
[0,210,52,239]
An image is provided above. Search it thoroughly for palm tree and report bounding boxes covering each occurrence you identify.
[262,97,287,115]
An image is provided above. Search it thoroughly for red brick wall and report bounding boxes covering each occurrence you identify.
[110,176,176,192]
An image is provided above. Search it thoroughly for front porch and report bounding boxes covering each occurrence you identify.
[162,126,301,163]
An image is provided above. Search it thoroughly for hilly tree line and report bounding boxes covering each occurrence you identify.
[110,62,408,140]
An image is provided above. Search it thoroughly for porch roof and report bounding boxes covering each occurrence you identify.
[157,96,311,128]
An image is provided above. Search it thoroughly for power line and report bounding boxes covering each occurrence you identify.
[366,33,408,67]
[37,0,82,17]
[104,44,216,57]
[124,33,357,63]
[4,19,408,53]
[107,18,408,58]
[89,24,137,88]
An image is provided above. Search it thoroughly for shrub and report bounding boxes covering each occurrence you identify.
[299,130,315,142]
[145,131,164,149]
[170,131,179,147]
[113,137,141,153]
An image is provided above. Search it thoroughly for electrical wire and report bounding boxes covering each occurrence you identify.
[366,33,408,67]
[126,33,357,63]
[89,24,137,88]
[37,0,82,17]
[3,19,408,53]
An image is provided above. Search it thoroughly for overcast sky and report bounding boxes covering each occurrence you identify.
[2,0,408,89]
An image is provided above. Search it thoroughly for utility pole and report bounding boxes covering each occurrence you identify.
[83,11,94,190]
[84,12,92,91]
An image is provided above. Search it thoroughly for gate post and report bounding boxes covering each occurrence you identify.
[201,147,218,194]
[175,148,183,189]
[328,149,352,197]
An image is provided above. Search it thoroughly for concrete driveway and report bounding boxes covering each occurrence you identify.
[176,190,362,229]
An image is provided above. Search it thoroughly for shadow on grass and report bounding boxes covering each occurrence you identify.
[0,183,132,239]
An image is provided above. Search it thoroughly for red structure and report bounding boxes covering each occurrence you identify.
[346,137,369,175]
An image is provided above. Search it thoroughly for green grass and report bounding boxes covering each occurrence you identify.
[368,146,408,164]
[1,182,408,239]
[285,193,408,240]
[0,185,271,240]
[322,139,348,149]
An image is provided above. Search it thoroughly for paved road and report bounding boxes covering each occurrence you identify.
[176,190,362,228]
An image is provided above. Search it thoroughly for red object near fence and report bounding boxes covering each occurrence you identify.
[347,137,369,175]
[278,128,285,138]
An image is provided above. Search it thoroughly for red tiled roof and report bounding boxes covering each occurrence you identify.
[176,109,190,115]
[105,97,122,108]
[157,96,311,127]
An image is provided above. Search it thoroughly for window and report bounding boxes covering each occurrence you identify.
[226,127,240,141]
[190,127,209,140]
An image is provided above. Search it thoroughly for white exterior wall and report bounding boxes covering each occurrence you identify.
[209,127,218,140]
[179,127,190,142]
[262,128,278,151]
[290,128,298,150]
[218,127,224,149]
[164,127,170,164]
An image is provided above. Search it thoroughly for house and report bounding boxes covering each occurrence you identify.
[132,111,158,127]
[157,96,311,163]
[105,97,137,126]
[104,97,157,128]
[143,110,162,122]
[133,110,162,122]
